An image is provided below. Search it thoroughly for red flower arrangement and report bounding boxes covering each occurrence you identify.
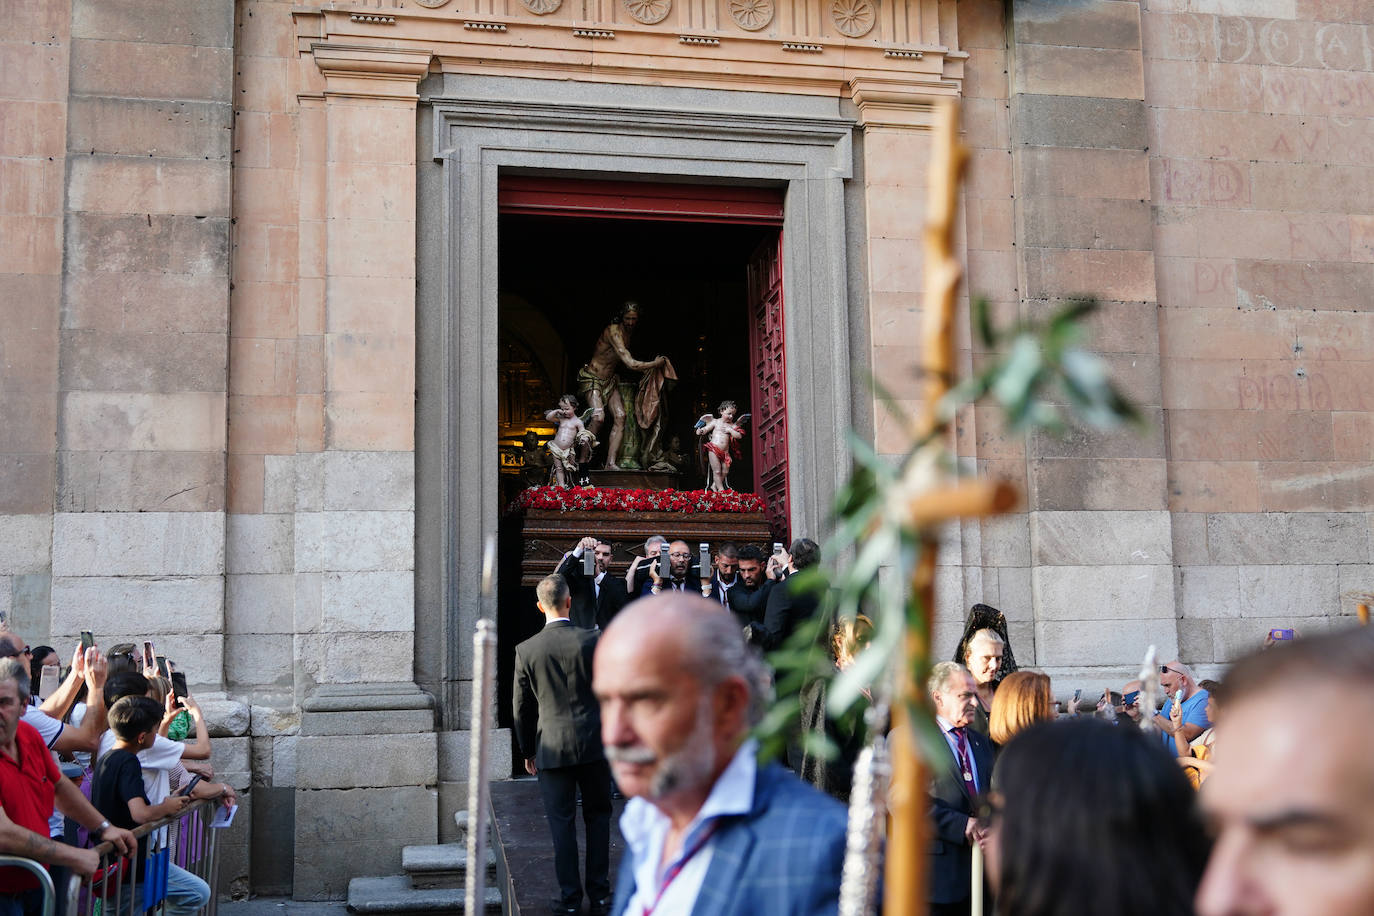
[511,486,767,514]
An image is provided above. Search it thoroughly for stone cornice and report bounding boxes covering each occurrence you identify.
[294,0,962,118]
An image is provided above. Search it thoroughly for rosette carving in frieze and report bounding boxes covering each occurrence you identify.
[729,0,774,31]
[624,0,672,24]
[831,0,875,37]
[522,0,563,14]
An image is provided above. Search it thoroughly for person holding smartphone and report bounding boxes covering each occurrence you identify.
[1156,660,1211,751]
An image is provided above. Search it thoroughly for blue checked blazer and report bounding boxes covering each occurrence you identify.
[611,761,849,916]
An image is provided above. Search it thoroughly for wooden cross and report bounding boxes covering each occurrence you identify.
[882,99,1019,916]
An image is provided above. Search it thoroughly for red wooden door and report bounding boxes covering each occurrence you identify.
[747,234,789,541]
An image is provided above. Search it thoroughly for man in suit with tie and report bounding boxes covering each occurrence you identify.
[928,660,994,916]
[595,592,848,916]
[513,574,614,916]
[557,536,630,630]
[639,540,699,596]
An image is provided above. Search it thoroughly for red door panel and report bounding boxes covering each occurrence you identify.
[747,234,789,542]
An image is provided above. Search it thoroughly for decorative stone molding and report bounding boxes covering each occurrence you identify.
[572,27,615,38]
[782,41,823,52]
[310,44,434,101]
[831,0,875,38]
[624,0,672,24]
[849,75,958,128]
[522,0,562,14]
[679,34,720,45]
[729,0,774,31]
[350,13,396,25]
[464,20,508,31]
[413,0,452,6]
[884,47,923,59]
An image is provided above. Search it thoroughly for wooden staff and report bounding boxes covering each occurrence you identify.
[883,97,970,916]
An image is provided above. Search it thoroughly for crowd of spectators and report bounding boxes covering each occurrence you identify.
[0,630,233,916]
[540,532,1374,916]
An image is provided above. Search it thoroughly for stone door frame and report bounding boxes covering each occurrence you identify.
[414,74,861,722]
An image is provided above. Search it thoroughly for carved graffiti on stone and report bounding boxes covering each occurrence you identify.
[831,0,875,37]
[624,0,671,24]
[522,0,563,14]
[729,0,773,31]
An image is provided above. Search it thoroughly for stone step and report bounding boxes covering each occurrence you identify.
[346,875,501,915]
[402,843,497,890]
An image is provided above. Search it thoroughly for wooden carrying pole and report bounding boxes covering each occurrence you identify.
[882,98,970,916]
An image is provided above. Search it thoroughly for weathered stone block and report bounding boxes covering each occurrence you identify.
[1175,565,1241,620]
[294,510,413,573]
[435,728,514,783]
[1177,618,1215,665]
[295,632,414,684]
[66,212,229,276]
[62,392,227,452]
[1022,248,1157,303]
[1167,460,1261,514]
[58,451,225,513]
[1337,564,1374,614]
[0,455,56,515]
[226,514,293,575]
[1013,0,1141,50]
[68,39,232,102]
[1171,513,1209,566]
[1013,95,1148,150]
[52,511,224,576]
[9,575,50,640]
[63,270,228,334]
[1036,617,1177,667]
[1031,510,1172,566]
[209,735,251,776]
[1206,512,1367,565]
[0,515,51,574]
[49,634,224,690]
[70,0,233,46]
[225,634,294,691]
[226,574,294,635]
[1015,44,1144,100]
[1237,564,1340,619]
[296,733,436,789]
[51,576,223,633]
[0,578,12,626]
[1030,458,1168,511]
[293,786,437,900]
[250,704,301,738]
[272,735,298,787]
[195,694,250,737]
[1032,564,1175,619]
[67,156,230,218]
[322,451,414,511]
[996,566,1034,623]
[320,571,414,633]
[1019,197,1153,251]
[66,98,231,161]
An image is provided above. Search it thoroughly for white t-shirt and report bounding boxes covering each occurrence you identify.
[97,730,184,805]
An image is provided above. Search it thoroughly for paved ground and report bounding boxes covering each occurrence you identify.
[219,898,351,916]
[491,776,628,915]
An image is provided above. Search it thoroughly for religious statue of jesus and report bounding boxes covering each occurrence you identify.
[577,301,675,470]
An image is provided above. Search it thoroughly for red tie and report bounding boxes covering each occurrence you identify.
[951,727,977,796]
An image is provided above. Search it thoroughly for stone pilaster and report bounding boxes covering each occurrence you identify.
[287,42,439,899]
[1008,0,1176,671]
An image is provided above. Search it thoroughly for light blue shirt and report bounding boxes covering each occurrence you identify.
[1160,689,1211,749]
[936,715,980,790]
[619,739,758,915]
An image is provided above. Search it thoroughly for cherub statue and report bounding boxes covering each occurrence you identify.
[544,394,597,488]
[694,400,749,492]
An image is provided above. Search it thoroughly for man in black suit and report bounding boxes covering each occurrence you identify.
[726,544,773,628]
[638,539,698,596]
[704,541,740,609]
[752,538,821,650]
[927,660,994,916]
[513,574,614,916]
[556,536,630,631]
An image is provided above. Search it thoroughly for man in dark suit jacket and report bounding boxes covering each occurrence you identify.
[927,660,995,916]
[595,593,848,916]
[753,538,821,650]
[636,539,700,597]
[556,536,630,630]
[513,574,613,916]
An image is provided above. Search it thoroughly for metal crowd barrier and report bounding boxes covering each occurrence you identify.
[1,797,226,916]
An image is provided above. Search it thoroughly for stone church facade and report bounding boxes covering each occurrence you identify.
[2,0,1371,898]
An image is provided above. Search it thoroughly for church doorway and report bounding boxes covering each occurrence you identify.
[492,176,788,741]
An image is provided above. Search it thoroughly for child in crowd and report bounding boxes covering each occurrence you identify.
[92,696,199,912]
